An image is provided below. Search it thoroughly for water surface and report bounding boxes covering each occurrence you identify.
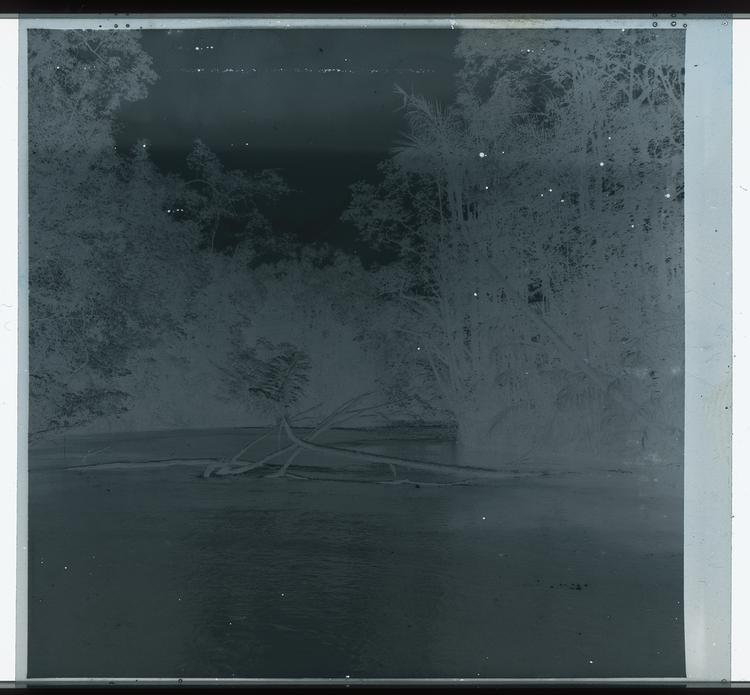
[28,429,684,678]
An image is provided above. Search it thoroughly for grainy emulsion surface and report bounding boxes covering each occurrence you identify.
[27,25,686,678]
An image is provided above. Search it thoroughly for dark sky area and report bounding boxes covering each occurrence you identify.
[114,28,461,253]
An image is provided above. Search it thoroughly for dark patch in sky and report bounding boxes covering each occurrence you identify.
[115,29,461,252]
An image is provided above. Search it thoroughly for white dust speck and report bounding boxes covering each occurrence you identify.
[479,152,486,158]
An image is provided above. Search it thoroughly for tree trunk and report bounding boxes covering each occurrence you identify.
[279,417,537,480]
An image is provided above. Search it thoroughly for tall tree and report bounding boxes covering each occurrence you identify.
[344,29,684,461]
[28,29,202,437]
[175,139,290,255]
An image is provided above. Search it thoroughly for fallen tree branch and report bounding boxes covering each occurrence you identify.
[209,460,268,477]
[265,403,385,478]
[278,416,540,481]
[206,443,297,477]
[251,393,384,478]
[220,427,278,468]
[68,457,220,472]
[267,470,475,486]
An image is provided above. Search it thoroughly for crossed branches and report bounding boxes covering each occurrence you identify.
[200,392,540,483]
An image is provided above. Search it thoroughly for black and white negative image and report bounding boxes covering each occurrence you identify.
[27,26,686,678]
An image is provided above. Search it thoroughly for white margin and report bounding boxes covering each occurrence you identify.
[0,14,19,685]
[732,16,750,685]
[683,18,733,682]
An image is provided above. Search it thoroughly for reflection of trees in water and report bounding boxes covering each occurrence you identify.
[172,507,274,676]
[174,479,468,677]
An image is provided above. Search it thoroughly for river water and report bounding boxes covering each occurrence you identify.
[27,428,684,678]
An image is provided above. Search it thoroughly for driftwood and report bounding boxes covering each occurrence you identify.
[68,457,221,472]
[64,393,553,484]
[273,415,534,482]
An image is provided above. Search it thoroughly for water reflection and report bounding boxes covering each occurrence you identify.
[28,434,684,678]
